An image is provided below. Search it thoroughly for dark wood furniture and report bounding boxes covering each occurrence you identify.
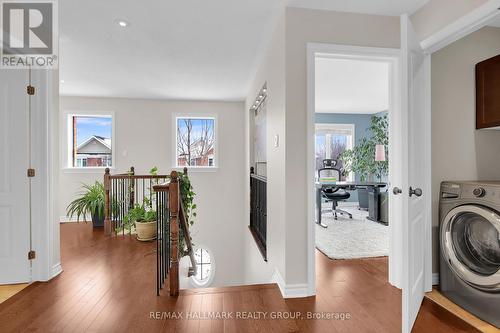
[476,54,500,129]
[315,181,386,228]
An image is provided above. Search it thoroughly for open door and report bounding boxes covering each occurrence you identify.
[400,14,432,333]
[0,70,31,284]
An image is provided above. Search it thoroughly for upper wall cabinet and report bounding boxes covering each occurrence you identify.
[476,54,500,129]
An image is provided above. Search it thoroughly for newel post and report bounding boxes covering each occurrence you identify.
[169,170,180,296]
[104,168,111,236]
[129,166,135,209]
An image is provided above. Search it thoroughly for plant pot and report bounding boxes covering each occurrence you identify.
[379,191,389,225]
[358,188,369,210]
[92,212,104,228]
[135,221,157,241]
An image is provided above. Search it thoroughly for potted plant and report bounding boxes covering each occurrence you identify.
[124,204,157,241]
[340,114,389,210]
[67,182,105,227]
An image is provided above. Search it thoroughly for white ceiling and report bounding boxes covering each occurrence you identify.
[60,0,428,101]
[287,0,429,16]
[487,14,500,28]
[315,57,389,114]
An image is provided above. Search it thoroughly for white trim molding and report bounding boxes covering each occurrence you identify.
[421,0,500,54]
[307,43,402,297]
[272,268,310,298]
[50,263,63,279]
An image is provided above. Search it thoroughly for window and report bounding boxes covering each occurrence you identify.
[67,115,113,168]
[315,123,354,181]
[190,247,215,288]
[175,117,216,168]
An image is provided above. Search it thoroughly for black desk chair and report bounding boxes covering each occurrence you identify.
[318,159,353,220]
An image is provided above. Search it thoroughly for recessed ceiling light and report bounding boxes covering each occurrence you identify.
[116,20,129,28]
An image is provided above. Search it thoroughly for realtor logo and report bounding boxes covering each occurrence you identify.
[1,0,58,68]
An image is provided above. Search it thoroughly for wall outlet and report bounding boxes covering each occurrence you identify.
[274,134,279,148]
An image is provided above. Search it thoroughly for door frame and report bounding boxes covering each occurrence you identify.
[420,0,500,54]
[306,43,407,294]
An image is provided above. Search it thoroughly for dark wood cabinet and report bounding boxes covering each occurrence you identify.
[476,54,500,129]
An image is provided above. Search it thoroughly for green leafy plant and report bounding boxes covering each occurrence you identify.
[179,172,196,226]
[123,204,157,226]
[66,182,105,222]
[340,114,389,181]
[176,171,196,257]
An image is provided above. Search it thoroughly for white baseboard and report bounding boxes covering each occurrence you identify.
[432,273,439,286]
[272,268,310,298]
[50,263,63,279]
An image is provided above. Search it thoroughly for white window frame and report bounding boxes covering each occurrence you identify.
[315,123,355,181]
[173,114,218,171]
[189,246,216,288]
[63,112,115,172]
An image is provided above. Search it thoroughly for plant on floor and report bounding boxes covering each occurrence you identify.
[340,114,389,181]
[66,181,105,227]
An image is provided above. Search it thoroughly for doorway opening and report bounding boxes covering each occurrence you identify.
[306,44,403,295]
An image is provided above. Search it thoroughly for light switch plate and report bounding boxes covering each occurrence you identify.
[274,134,279,148]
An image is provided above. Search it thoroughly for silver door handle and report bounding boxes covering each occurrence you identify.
[409,187,423,197]
[393,187,402,195]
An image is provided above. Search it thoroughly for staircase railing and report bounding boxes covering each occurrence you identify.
[103,167,169,236]
[250,167,267,261]
[154,169,196,297]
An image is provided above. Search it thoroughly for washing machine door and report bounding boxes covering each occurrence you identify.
[441,204,500,292]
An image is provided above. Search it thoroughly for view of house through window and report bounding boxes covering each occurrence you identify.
[315,123,354,181]
[69,115,113,168]
[176,117,216,167]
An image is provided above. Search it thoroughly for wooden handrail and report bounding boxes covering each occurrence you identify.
[180,197,197,278]
[155,167,196,297]
[110,174,170,180]
[168,170,180,296]
[104,168,111,235]
[105,167,194,297]
[104,166,170,236]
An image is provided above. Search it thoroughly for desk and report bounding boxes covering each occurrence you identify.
[315,181,386,228]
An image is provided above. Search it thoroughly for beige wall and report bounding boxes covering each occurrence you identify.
[244,12,287,284]
[411,0,488,41]
[244,7,400,288]
[60,96,246,287]
[431,26,500,273]
[284,7,400,285]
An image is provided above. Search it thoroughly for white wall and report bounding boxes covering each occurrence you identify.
[411,0,489,41]
[59,96,246,287]
[431,26,500,273]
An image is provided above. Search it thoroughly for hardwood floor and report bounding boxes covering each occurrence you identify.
[0,283,29,304]
[0,223,479,332]
[425,288,499,333]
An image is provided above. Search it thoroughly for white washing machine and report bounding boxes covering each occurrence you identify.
[439,181,500,328]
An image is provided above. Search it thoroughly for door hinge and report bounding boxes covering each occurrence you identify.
[27,168,35,177]
[28,250,36,260]
[27,85,35,95]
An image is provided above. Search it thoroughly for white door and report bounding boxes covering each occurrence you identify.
[0,69,31,284]
[400,14,432,333]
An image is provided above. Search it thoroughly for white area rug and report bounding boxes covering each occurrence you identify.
[315,206,389,259]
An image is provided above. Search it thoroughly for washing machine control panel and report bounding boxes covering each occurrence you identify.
[472,187,486,198]
[441,182,500,204]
